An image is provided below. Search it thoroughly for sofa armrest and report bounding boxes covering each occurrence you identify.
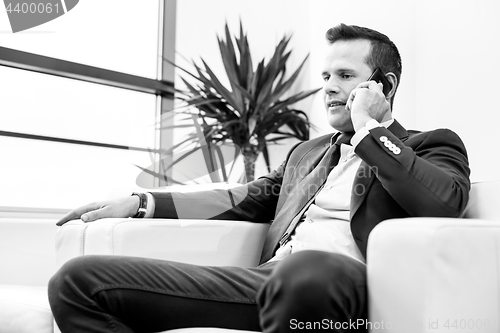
[367,217,500,332]
[56,218,269,269]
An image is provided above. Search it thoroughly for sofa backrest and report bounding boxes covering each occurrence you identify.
[463,180,500,221]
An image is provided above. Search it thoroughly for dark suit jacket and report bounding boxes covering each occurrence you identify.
[152,120,470,264]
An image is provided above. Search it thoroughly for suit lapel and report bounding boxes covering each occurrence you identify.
[293,144,330,184]
[260,140,331,263]
[276,142,329,211]
[350,120,409,218]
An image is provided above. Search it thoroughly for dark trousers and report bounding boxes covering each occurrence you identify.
[48,251,367,332]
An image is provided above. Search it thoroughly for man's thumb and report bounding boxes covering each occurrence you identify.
[81,209,103,222]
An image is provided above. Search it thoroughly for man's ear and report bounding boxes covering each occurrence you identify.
[385,72,398,100]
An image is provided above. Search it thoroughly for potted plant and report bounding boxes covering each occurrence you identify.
[141,22,320,184]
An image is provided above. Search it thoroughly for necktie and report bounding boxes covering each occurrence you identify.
[259,132,354,263]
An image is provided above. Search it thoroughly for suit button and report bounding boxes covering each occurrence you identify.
[380,136,388,142]
[393,147,401,155]
[384,141,392,147]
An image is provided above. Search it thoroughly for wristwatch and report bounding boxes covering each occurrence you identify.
[131,192,148,218]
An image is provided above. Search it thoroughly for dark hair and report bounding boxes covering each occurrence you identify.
[326,24,402,100]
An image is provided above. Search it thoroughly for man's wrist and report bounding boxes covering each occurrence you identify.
[127,195,140,217]
[352,115,373,132]
[351,119,382,148]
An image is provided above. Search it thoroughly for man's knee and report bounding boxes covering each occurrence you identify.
[265,251,366,294]
[49,255,109,304]
[257,251,367,330]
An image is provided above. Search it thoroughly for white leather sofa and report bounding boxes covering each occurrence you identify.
[0,181,499,333]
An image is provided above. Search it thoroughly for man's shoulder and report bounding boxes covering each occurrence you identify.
[390,119,464,143]
[283,134,333,165]
[298,133,334,148]
[405,128,467,153]
[407,128,463,142]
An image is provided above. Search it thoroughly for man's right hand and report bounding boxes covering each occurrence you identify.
[56,195,140,226]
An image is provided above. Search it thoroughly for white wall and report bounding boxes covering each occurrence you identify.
[176,0,500,182]
[412,0,500,183]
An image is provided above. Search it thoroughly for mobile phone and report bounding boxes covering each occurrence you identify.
[367,68,392,96]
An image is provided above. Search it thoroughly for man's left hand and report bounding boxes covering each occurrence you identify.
[347,81,390,131]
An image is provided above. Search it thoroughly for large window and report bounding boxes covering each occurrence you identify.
[0,0,176,213]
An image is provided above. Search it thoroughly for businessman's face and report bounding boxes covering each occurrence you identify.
[321,39,373,132]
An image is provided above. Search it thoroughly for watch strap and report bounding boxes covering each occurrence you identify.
[131,192,147,218]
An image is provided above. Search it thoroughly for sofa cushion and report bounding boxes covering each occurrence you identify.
[0,285,53,333]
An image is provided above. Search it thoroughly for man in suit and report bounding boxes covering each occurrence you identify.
[49,24,470,332]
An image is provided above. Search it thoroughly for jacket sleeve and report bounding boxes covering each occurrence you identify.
[151,142,303,222]
[355,127,471,217]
